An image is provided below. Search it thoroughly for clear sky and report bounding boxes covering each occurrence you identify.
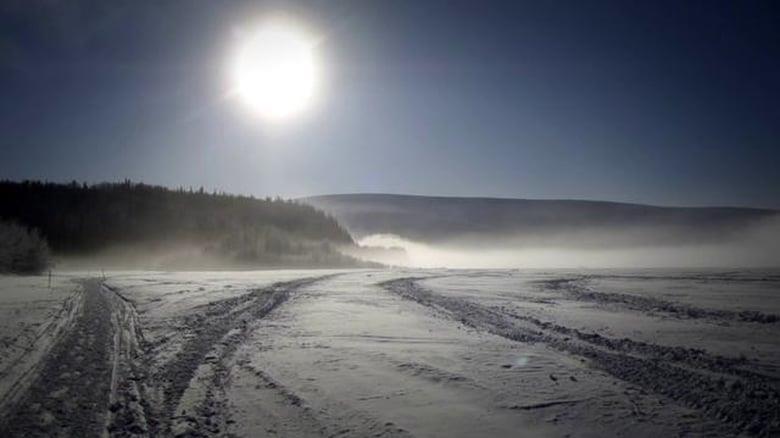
[1,1,778,208]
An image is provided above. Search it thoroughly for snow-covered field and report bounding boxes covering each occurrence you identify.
[0,274,82,415]
[0,268,778,436]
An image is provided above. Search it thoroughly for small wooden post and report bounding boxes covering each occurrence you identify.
[48,269,52,289]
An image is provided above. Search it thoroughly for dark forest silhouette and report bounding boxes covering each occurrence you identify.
[0,180,364,270]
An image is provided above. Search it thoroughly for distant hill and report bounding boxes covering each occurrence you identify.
[303,194,779,248]
[0,181,366,269]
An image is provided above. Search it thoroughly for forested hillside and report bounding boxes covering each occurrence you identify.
[0,181,362,269]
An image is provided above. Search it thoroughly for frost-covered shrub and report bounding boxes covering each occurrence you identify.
[0,220,51,274]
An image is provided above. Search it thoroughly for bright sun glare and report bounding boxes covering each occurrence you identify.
[232,20,319,120]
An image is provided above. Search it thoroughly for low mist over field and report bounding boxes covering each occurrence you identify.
[2,1,780,437]
[306,194,780,268]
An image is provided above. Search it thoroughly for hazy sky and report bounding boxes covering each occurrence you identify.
[1,1,778,208]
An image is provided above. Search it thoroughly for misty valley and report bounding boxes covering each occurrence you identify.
[2,1,780,437]
[0,182,778,437]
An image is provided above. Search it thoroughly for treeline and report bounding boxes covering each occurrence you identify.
[0,180,363,269]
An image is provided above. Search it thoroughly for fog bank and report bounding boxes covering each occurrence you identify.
[355,217,780,268]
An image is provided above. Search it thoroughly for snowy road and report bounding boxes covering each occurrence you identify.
[0,269,778,437]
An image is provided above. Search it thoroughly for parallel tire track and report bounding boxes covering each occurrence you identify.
[146,275,335,436]
[381,277,780,437]
[540,277,779,324]
[0,280,117,437]
[0,275,333,438]
[0,286,83,416]
[103,284,151,437]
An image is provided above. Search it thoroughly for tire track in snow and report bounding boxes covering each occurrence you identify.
[145,275,337,436]
[0,279,143,437]
[539,277,780,324]
[0,285,83,417]
[0,275,336,437]
[102,284,151,437]
[381,277,780,437]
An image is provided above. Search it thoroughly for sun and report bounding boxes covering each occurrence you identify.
[231,20,319,120]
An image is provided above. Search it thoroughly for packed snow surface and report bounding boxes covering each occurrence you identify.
[0,268,778,436]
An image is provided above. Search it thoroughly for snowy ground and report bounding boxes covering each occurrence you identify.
[0,274,83,415]
[0,268,778,437]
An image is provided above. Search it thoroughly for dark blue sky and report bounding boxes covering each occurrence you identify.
[1,1,778,208]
